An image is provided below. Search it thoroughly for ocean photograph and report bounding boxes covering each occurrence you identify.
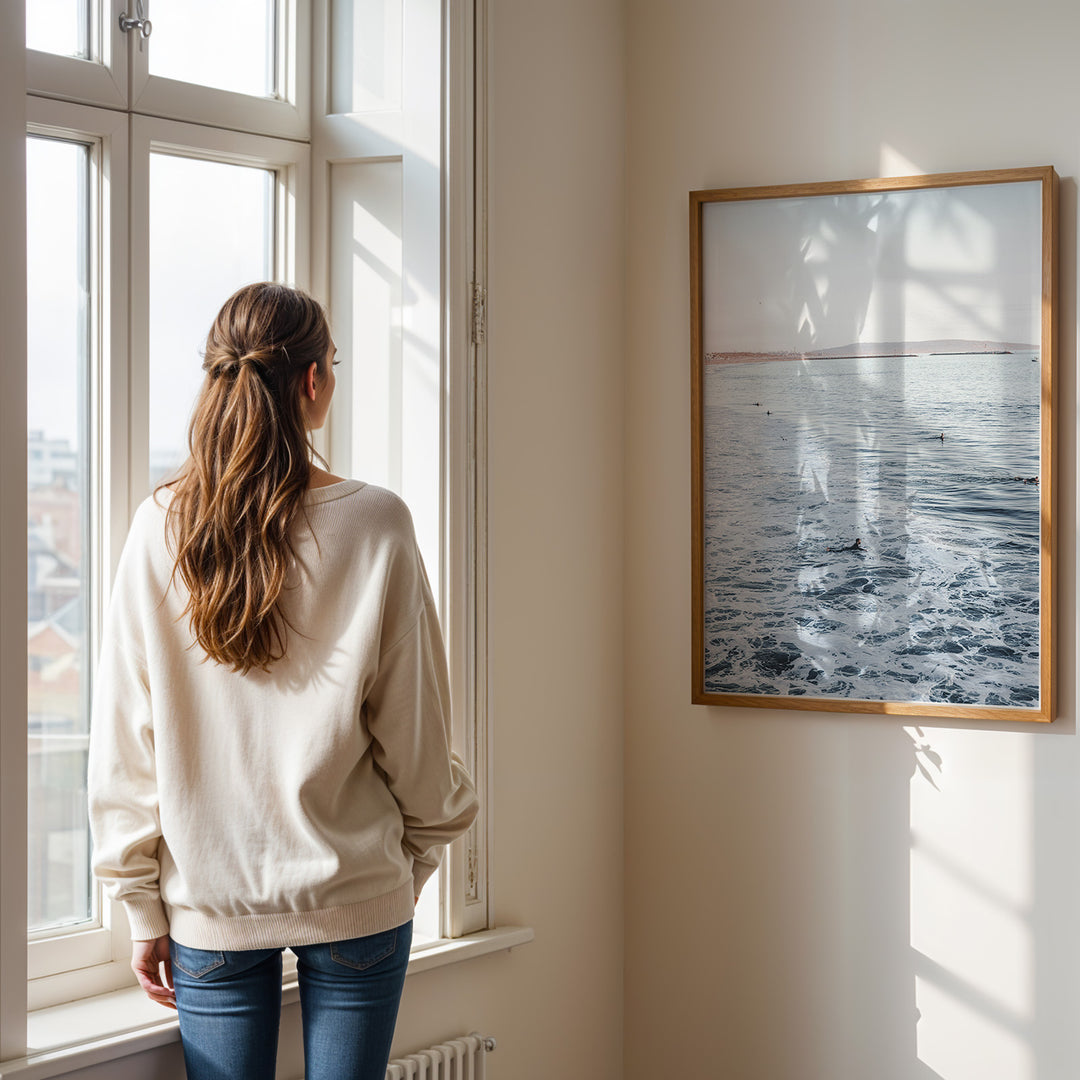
[696,176,1048,712]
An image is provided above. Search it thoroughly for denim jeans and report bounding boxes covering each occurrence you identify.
[170,920,412,1080]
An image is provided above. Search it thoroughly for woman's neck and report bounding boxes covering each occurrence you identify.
[308,466,346,489]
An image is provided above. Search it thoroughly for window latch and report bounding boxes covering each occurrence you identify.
[119,0,152,38]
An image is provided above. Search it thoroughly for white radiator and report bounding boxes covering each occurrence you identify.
[385,1033,496,1080]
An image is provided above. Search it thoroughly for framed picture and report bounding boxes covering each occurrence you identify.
[690,167,1057,721]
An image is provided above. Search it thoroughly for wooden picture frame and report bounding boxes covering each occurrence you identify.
[690,167,1057,721]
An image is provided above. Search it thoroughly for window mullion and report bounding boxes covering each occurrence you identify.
[1,1,29,1061]
[127,116,151,508]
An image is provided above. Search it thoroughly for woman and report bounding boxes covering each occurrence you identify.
[88,283,478,1080]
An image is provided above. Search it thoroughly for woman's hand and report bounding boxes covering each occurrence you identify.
[131,935,176,1009]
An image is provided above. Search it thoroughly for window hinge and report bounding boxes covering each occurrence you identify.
[467,839,479,893]
[471,282,487,345]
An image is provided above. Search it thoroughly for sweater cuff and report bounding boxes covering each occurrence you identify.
[124,897,170,941]
[412,859,439,898]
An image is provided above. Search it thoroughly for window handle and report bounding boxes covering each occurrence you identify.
[119,0,152,38]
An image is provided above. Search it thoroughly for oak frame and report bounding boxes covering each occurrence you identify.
[690,167,1058,721]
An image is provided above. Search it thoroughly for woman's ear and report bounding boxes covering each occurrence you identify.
[303,360,319,401]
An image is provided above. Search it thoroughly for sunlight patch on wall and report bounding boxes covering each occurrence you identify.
[909,729,1034,1079]
[914,977,1032,1080]
[880,144,925,179]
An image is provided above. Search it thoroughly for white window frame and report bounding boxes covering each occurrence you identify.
[441,0,490,939]
[2,0,494,1056]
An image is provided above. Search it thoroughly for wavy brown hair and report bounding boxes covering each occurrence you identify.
[154,282,333,674]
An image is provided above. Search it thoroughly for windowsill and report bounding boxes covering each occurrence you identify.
[1,927,533,1080]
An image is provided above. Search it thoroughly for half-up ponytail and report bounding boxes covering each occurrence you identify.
[155,282,332,674]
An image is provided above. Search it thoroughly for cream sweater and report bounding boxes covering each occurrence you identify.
[88,479,478,950]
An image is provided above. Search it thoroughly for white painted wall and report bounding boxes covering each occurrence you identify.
[624,2,1078,1078]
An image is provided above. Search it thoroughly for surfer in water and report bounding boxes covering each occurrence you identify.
[826,538,862,553]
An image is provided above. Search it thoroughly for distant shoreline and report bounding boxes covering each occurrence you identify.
[705,339,1039,366]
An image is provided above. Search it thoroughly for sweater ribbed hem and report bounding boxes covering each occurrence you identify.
[166,880,417,951]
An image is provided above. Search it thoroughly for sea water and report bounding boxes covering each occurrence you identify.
[702,352,1041,706]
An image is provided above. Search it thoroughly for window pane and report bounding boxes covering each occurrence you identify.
[26,0,89,58]
[149,0,277,99]
[149,154,274,487]
[26,136,93,933]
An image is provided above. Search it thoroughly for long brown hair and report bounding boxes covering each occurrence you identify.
[155,282,332,674]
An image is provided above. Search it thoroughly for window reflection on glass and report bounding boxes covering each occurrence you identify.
[26,0,89,59]
[26,136,93,933]
[148,0,277,99]
[149,154,274,488]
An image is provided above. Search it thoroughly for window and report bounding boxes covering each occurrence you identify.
[3,0,489,1055]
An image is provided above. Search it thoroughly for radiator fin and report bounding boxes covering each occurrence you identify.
[385,1032,495,1080]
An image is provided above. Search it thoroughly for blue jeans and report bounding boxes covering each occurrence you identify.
[170,921,412,1080]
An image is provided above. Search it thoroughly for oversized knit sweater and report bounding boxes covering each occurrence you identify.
[87,479,478,950]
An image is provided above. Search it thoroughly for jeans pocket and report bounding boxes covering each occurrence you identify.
[170,942,226,979]
[328,927,400,971]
